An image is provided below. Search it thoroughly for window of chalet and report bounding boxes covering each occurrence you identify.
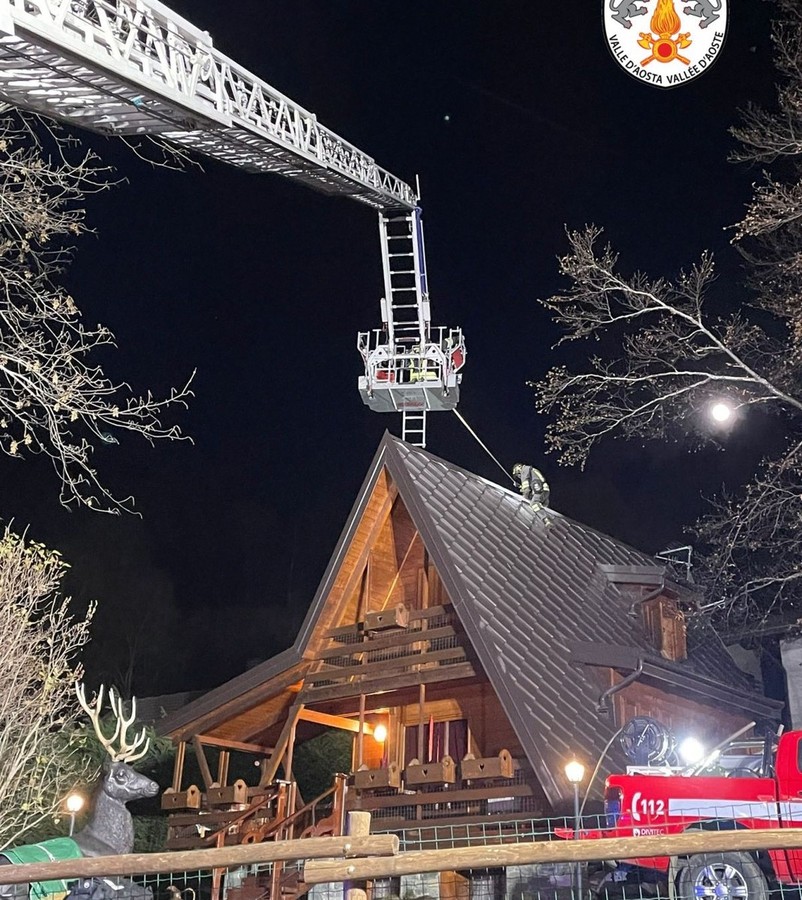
[405,719,468,764]
[642,595,687,662]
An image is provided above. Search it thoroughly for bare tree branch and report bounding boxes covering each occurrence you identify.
[532,2,802,627]
[531,226,796,468]
[0,524,93,849]
[0,114,192,513]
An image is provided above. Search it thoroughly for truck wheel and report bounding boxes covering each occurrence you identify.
[677,853,768,900]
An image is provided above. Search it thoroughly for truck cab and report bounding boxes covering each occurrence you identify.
[563,730,802,898]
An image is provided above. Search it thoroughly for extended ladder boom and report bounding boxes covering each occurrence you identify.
[0,0,466,444]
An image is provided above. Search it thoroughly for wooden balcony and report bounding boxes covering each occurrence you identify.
[304,605,475,702]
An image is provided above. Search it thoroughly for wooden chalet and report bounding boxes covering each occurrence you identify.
[158,434,782,855]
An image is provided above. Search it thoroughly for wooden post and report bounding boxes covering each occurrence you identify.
[217,750,230,787]
[261,698,305,786]
[192,736,215,790]
[416,683,426,821]
[333,772,348,836]
[285,718,298,782]
[440,871,470,900]
[357,694,366,769]
[417,684,425,762]
[346,811,372,900]
[172,740,186,793]
[419,562,429,610]
[211,830,226,900]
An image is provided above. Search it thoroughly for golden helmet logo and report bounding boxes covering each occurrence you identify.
[604,0,728,87]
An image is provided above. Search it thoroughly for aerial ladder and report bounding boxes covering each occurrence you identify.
[0,0,466,447]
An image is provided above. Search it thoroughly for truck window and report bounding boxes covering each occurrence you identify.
[797,738,802,774]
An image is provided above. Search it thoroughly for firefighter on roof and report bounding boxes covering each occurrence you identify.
[512,463,550,510]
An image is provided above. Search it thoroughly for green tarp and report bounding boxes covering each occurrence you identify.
[2,836,82,900]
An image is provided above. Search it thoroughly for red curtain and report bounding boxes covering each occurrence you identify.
[405,719,467,763]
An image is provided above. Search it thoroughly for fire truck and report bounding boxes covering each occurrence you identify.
[558,720,802,900]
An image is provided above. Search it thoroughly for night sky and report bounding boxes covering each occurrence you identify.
[0,1,785,695]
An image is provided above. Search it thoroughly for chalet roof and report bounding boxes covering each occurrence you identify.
[160,433,782,805]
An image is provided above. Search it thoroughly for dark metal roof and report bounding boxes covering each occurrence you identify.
[160,433,782,803]
[382,436,781,804]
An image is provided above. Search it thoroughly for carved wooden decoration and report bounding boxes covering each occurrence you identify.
[461,749,514,781]
[160,784,201,811]
[206,779,248,807]
[364,603,409,632]
[405,755,457,786]
[353,761,401,790]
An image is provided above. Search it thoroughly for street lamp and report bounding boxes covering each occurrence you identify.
[709,401,734,423]
[565,760,586,899]
[65,792,85,837]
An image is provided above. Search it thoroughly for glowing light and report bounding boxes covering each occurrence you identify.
[373,723,388,743]
[710,402,734,423]
[678,736,705,765]
[564,760,585,784]
[65,793,85,814]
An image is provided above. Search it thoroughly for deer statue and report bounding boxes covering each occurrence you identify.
[72,684,160,856]
[0,684,160,900]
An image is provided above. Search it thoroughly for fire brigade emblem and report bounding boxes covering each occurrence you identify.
[604,0,728,88]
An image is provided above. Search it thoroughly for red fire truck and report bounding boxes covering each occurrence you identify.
[558,726,802,900]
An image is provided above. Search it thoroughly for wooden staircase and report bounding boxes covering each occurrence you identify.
[165,774,347,851]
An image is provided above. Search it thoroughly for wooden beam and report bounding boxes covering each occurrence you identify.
[260,697,305,785]
[308,646,467,684]
[284,717,298,782]
[0,835,400,886]
[305,828,802,884]
[196,735,274,755]
[314,486,399,649]
[302,662,476,704]
[325,605,450,641]
[298,709,374,735]
[320,624,459,661]
[354,783,535,811]
[192,736,215,790]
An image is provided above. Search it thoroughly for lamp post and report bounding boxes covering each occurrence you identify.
[565,760,586,900]
[65,792,85,837]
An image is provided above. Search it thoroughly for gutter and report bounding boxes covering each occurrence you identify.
[597,657,645,714]
[628,577,665,617]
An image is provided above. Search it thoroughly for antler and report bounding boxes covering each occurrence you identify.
[108,690,150,763]
[76,683,151,763]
